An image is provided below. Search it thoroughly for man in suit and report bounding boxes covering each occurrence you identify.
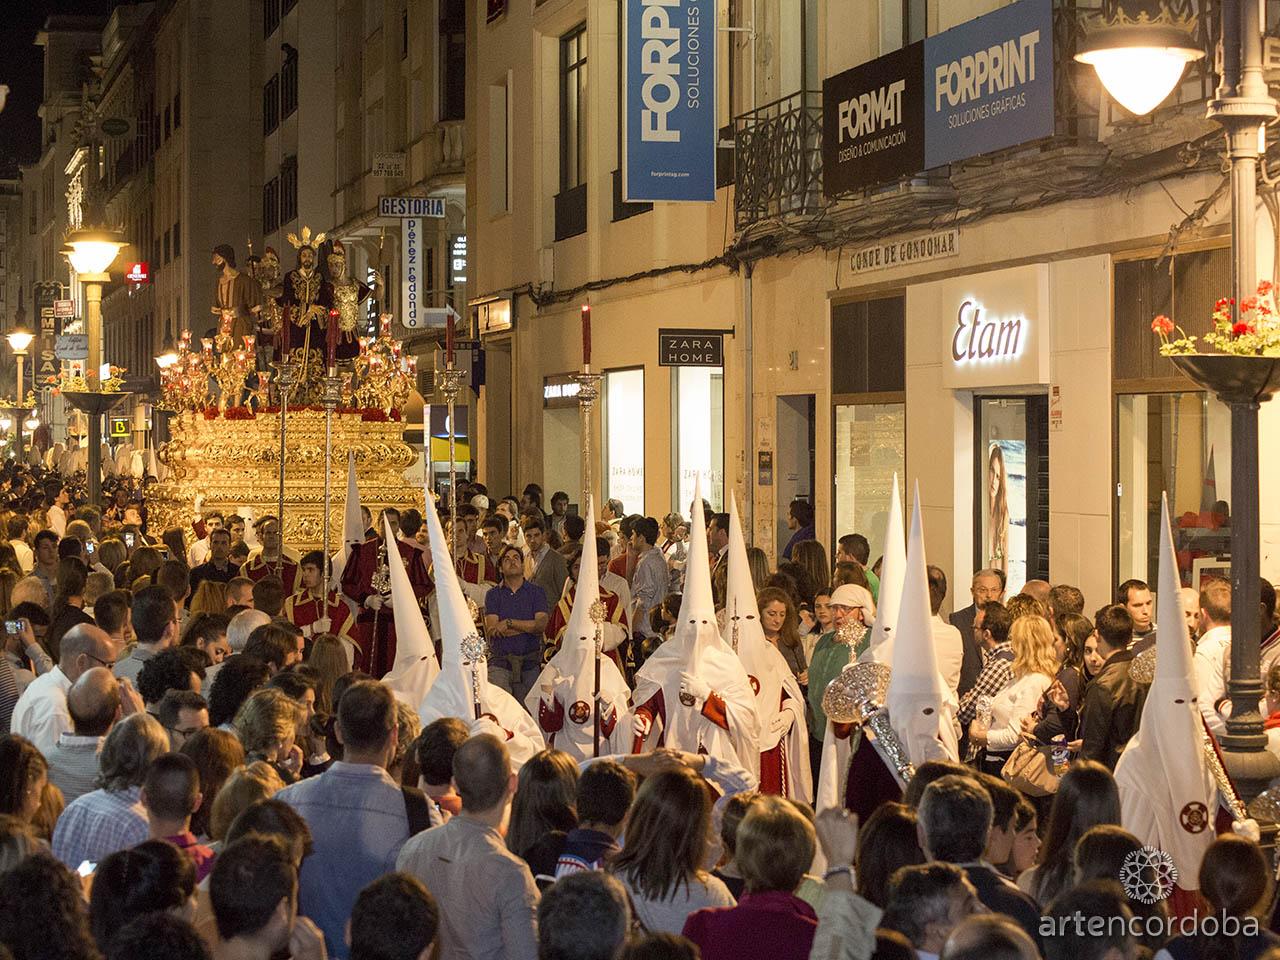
[951,568,1003,698]
[524,517,569,610]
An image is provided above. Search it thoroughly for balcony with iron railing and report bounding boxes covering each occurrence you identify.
[730,0,1221,235]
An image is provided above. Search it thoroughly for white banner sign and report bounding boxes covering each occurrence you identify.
[401,218,423,329]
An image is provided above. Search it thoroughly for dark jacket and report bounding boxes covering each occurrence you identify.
[962,864,1041,945]
[1078,648,1146,769]
[950,604,983,697]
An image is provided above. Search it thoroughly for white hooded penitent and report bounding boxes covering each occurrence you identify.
[524,497,632,761]
[632,475,760,773]
[1115,494,1217,889]
[725,490,811,800]
[863,473,905,666]
[886,483,958,766]
[417,497,542,768]
[380,514,440,706]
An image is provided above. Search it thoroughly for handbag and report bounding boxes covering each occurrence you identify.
[1000,739,1063,797]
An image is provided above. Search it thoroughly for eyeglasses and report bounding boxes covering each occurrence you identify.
[85,653,116,669]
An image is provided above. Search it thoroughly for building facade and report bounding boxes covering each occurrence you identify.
[468,0,1252,608]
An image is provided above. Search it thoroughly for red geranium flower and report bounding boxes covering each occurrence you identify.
[1151,315,1174,336]
[1233,322,1254,336]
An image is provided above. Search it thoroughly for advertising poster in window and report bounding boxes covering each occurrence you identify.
[984,439,1027,596]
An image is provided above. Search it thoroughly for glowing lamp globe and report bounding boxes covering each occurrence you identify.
[62,227,126,276]
[23,415,39,432]
[1075,22,1203,117]
[6,329,33,353]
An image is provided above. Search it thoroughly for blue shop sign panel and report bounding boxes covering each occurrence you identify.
[622,0,716,202]
[923,0,1054,168]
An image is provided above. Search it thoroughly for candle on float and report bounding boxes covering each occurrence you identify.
[201,338,213,358]
[280,310,291,356]
[446,311,456,367]
[581,304,591,371]
[244,335,256,354]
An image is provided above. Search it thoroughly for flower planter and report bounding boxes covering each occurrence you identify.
[60,391,131,416]
[1169,355,1280,405]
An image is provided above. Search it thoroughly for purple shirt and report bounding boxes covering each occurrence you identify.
[484,580,549,658]
[682,890,818,960]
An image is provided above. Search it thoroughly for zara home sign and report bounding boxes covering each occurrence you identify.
[924,263,1049,390]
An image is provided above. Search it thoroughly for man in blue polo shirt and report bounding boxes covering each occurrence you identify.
[484,544,550,702]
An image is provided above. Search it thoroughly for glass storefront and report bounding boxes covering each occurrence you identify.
[1117,391,1231,587]
[542,375,581,510]
[833,403,904,552]
[673,366,724,513]
[604,367,645,515]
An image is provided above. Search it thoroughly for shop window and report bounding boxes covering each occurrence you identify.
[975,396,1049,597]
[1114,247,1232,588]
[834,403,904,553]
[831,296,905,550]
[604,367,645,515]
[673,367,724,513]
[1117,392,1231,588]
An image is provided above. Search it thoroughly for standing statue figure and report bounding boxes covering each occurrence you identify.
[327,241,382,363]
[249,246,284,365]
[211,244,261,347]
[280,227,331,397]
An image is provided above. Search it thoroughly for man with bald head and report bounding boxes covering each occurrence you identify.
[397,734,538,960]
[1021,579,1051,606]
[11,623,118,755]
[45,666,141,803]
[951,569,1004,698]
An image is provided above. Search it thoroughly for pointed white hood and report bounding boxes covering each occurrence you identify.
[539,498,629,705]
[330,451,363,586]
[1115,494,1216,887]
[886,484,959,765]
[725,490,811,799]
[418,498,492,721]
[863,473,905,666]
[380,514,440,704]
[634,475,760,771]
[525,498,632,758]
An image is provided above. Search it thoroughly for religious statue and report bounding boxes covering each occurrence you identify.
[327,241,382,363]
[211,244,262,348]
[280,226,332,401]
[249,247,284,359]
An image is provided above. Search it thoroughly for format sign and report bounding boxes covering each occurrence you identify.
[820,0,1054,195]
[658,328,724,366]
[823,42,925,196]
[622,0,716,202]
[379,196,446,218]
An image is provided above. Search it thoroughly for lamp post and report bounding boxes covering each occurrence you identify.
[1078,0,1280,801]
[62,226,127,507]
[5,327,33,464]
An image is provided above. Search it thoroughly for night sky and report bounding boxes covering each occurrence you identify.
[0,0,120,177]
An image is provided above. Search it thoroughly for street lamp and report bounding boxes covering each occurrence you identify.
[1075,20,1204,117]
[154,336,179,371]
[62,225,128,507]
[1079,0,1280,803]
[3,326,33,464]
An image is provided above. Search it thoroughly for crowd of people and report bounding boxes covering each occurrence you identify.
[0,465,1278,960]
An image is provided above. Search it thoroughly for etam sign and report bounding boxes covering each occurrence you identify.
[926,263,1049,389]
[951,300,1024,363]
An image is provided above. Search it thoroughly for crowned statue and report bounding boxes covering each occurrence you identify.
[328,241,381,363]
